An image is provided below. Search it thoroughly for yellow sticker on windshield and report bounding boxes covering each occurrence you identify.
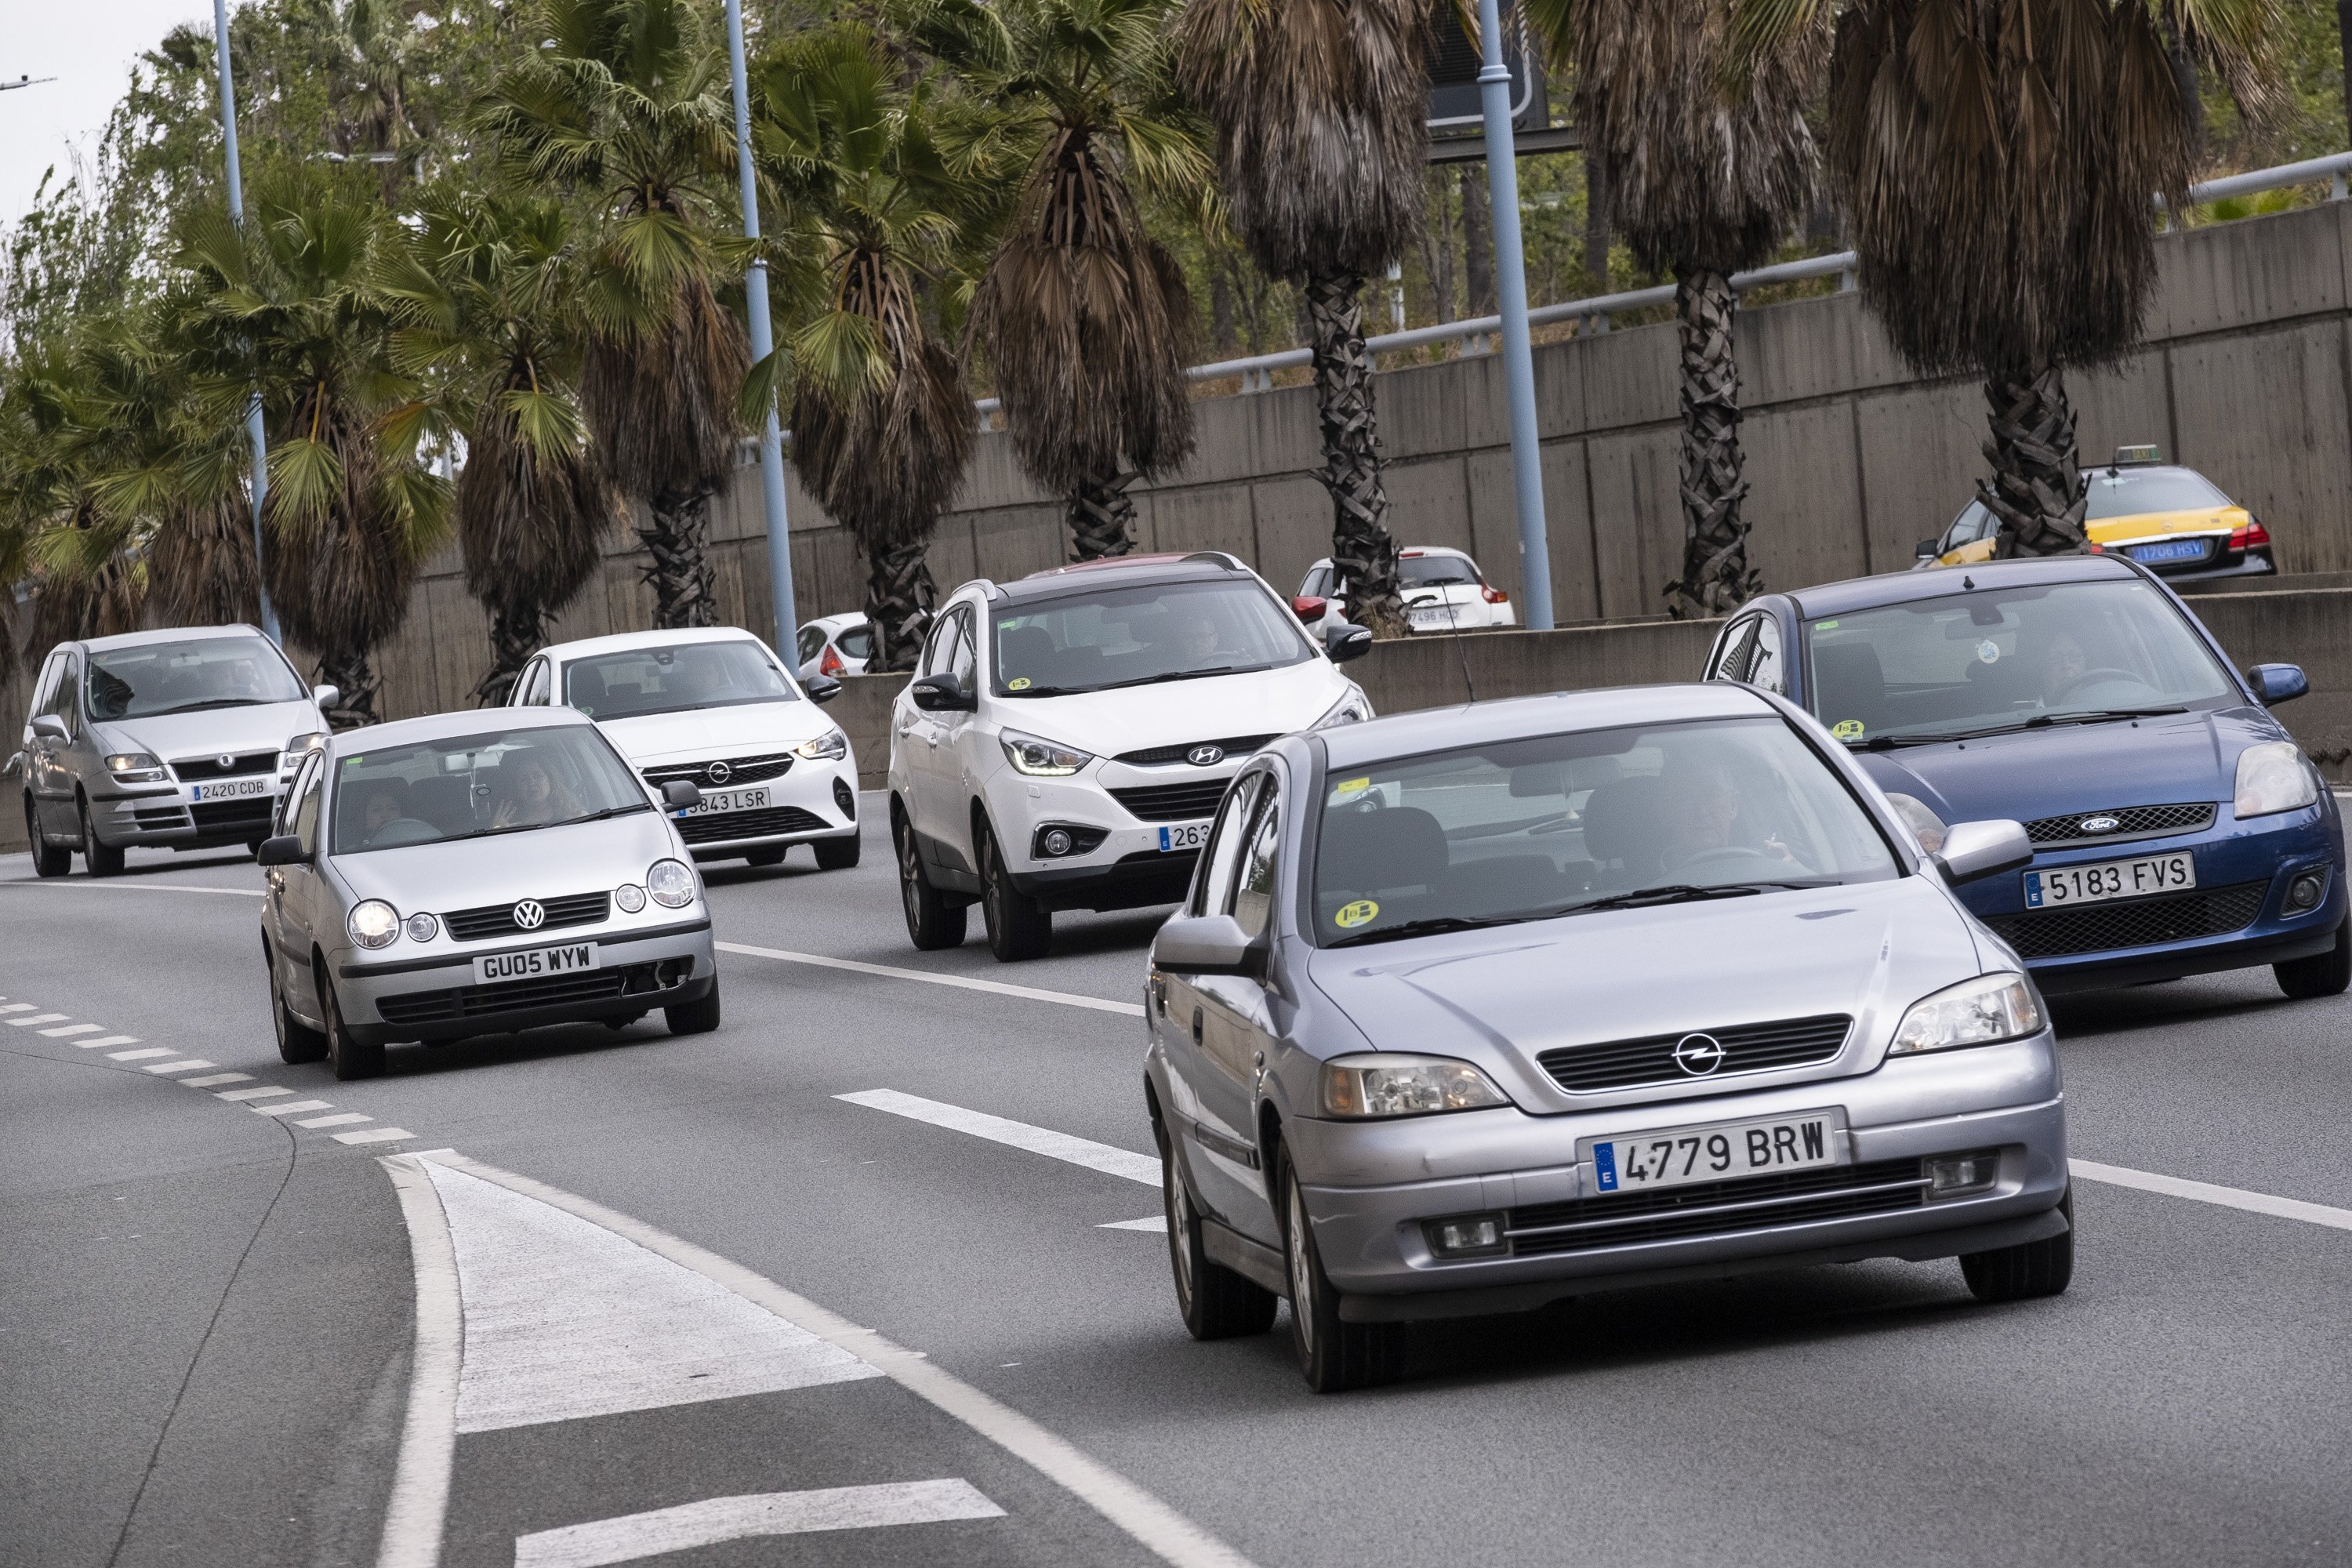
[1007,677,1032,691]
[1333,775,1370,797]
[1831,719,1865,739]
[1334,899,1379,928]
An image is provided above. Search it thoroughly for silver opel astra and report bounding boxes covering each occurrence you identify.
[1145,683,2071,1392]
[256,708,718,1079]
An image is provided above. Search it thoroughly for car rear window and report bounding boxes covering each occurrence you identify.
[2085,470,2230,519]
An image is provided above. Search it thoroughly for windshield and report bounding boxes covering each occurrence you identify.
[991,579,1312,697]
[1312,718,1899,946]
[564,640,798,720]
[2085,469,2230,519]
[1399,554,1479,588]
[1805,579,2238,745]
[85,637,306,721]
[332,724,648,852]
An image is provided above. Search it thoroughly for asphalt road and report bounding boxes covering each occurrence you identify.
[7,804,2352,1568]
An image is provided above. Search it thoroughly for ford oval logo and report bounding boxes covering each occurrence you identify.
[2079,815,2121,834]
[1186,745,1225,767]
[706,760,732,786]
[1671,1033,1727,1076]
[512,899,546,931]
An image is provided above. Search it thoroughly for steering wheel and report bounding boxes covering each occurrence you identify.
[2050,666,2148,703]
[1675,844,1775,871]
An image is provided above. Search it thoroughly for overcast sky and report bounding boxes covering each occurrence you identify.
[1,1,223,228]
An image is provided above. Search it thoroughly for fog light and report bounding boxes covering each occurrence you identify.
[615,883,648,914]
[833,777,856,818]
[2285,870,2328,913]
[1425,1213,1506,1257]
[1927,1153,1999,1196]
[1042,828,1073,857]
[404,912,440,944]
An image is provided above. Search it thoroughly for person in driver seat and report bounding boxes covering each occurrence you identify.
[1657,757,1800,873]
[490,749,585,829]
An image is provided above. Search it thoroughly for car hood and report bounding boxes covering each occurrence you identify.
[595,701,832,764]
[997,659,1347,754]
[96,700,323,762]
[328,811,684,911]
[1304,875,1984,1109]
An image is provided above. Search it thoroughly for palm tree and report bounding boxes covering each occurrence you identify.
[753,24,978,671]
[903,0,1208,562]
[382,193,615,703]
[1531,0,1826,616]
[1178,0,1432,635]
[0,339,146,662]
[1736,0,2274,555]
[477,0,746,628]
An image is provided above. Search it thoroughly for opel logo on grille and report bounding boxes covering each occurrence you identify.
[1671,1033,1727,1076]
[706,760,733,785]
[2079,815,2121,833]
[1186,745,1225,767]
[216,753,237,770]
[512,899,546,931]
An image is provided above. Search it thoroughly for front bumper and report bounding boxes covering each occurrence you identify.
[987,764,1223,913]
[332,916,715,1045]
[93,777,282,848]
[1277,1034,2068,1319]
[664,758,859,861]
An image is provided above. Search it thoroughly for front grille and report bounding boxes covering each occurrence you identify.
[1109,781,1232,822]
[172,750,280,782]
[442,891,612,942]
[1507,1156,1927,1257]
[1538,1014,1853,1094]
[191,799,276,833]
[642,753,795,788]
[1114,733,1279,767]
[1986,880,2267,958]
[376,960,675,1025]
[674,804,828,844]
[2024,801,2216,846]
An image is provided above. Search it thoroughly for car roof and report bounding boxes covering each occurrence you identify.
[1316,682,1777,771]
[535,626,779,663]
[982,553,1258,606]
[75,623,271,655]
[325,704,593,754]
[1778,554,2143,619]
[804,612,867,633]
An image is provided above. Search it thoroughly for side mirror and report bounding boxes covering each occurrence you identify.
[1934,819,2032,884]
[256,834,310,868]
[1293,594,1327,623]
[909,673,976,712]
[30,715,68,742]
[660,779,705,811]
[1152,913,1268,979]
[313,684,341,711]
[2249,663,2309,705]
[1325,626,1374,666]
[804,673,843,705]
[1914,538,1940,562]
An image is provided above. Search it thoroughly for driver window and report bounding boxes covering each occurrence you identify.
[1192,775,1261,918]
[1231,785,1282,938]
[1746,618,1785,695]
[292,757,327,855]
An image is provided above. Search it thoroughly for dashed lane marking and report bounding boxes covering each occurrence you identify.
[217,1086,293,1102]
[2072,1159,2352,1233]
[75,1036,140,1048]
[143,1059,216,1073]
[837,1089,1159,1187]
[5,1013,69,1026]
[253,1099,336,1117]
[1100,1217,1168,1232]
[0,1003,34,1013]
[717,940,1145,1018]
[334,1127,416,1145]
[296,1112,373,1129]
[179,1073,252,1088]
[107,1047,174,1062]
[7,880,264,897]
[512,1479,1006,1568]
[38,1022,101,1037]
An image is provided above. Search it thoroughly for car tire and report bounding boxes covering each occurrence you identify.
[78,797,125,878]
[322,974,385,1081]
[1960,1190,2074,1304]
[270,946,328,1065]
[895,815,966,951]
[744,846,789,868]
[977,818,1051,963]
[1156,1118,1276,1340]
[666,978,722,1035]
[2274,916,2351,999]
[815,832,861,871]
[1278,1145,1400,1392]
[27,797,70,879]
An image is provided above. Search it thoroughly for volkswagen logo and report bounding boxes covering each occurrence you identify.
[1186,745,1225,767]
[512,899,546,931]
[216,754,237,771]
[2078,815,2121,834]
[706,760,733,786]
[1671,1033,1727,1076]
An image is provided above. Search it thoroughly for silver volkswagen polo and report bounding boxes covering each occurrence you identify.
[1145,683,2071,1392]
[256,708,718,1079]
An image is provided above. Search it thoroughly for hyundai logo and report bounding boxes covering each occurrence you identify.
[1186,745,1225,767]
[1671,1033,1727,1076]
[512,899,546,931]
[706,760,733,785]
[2078,815,2121,834]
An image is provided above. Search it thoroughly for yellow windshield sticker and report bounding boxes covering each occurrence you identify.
[1007,677,1032,691]
[1333,776,1371,798]
[1831,720,1865,739]
[1334,899,1379,928]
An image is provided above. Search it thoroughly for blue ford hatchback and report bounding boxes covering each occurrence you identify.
[1701,556,2347,996]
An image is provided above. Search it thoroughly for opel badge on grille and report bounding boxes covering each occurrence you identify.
[2079,815,2120,834]
[1671,1033,1726,1076]
[513,898,546,930]
[1186,745,1225,767]
[706,760,733,785]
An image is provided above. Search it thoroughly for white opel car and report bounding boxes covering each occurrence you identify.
[513,627,860,870]
[1297,546,1519,637]
[888,552,1374,962]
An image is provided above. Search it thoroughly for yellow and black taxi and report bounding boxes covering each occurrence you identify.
[1914,448,2276,583]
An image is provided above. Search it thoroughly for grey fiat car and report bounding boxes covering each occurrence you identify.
[257,708,719,1079]
[1145,683,2071,1392]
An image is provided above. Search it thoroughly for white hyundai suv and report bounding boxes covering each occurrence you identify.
[888,552,1374,961]
[512,627,860,871]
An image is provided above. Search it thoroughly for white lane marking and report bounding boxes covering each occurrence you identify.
[0,1003,33,1013]
[217,1086,293,1102]
[253,1099,336,1117]
[2073,1158,2352,1233]
[403,1152,1257,1568]
[335,1127,416,1145]
[74,1036,141,1048]
[838,1089,1159,1187]
[1100,1217,1168,1232]
[107,1047,175,1062]
[6,1013,70,1026]
[7,880,265,897]
[39,1023,102,1037]
[376,1154,463,1568]
[512,1479,1005,1568]
[416,1159,878,1434]
[296,1112,373,1129]
[717,940,1145,1018]
[143,1059,216,1074]
[180,1072,252,1087]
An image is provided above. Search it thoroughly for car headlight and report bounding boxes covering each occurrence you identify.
[404,912,440,943]
[2234,740,2318,818]
[348,900,401,950]
[1885,792,1947,855]
[1888,972,2043,1056]
[280,731,328,776]
[105,752,167,783]
[648,858,697,908]
[793,729,850,762]
[615,882,648,913]
[1320,1053,1511,1118]
[1313,686,1374,729]
[1001,729,1093,776]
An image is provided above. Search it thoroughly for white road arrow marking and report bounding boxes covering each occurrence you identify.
[511,1479,1004,1568]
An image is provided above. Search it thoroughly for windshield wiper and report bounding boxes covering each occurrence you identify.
[554,804,651,827]
[1328,913,1537,947]
[147,698,270,716]
[1564,884,1769,913]
[1862,705,2190,747]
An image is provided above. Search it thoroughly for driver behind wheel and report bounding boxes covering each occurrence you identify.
[2032,629,2091,706]
[1658,757,1801,873]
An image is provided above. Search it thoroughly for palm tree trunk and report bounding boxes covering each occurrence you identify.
[1304,270,1405,637]
[1667,269,1759,617]
[866,539,936,673]
[317,648,379,729]
[1981,368,2089,557]
[474,604,548,706]
[640,490,718,629]
[1069,470,1137,561]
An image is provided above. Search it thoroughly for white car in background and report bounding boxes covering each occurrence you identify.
[511,627,861,871]
[889,551,1374,963]
[1296,546,1519,636]
[797,612,875,681]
